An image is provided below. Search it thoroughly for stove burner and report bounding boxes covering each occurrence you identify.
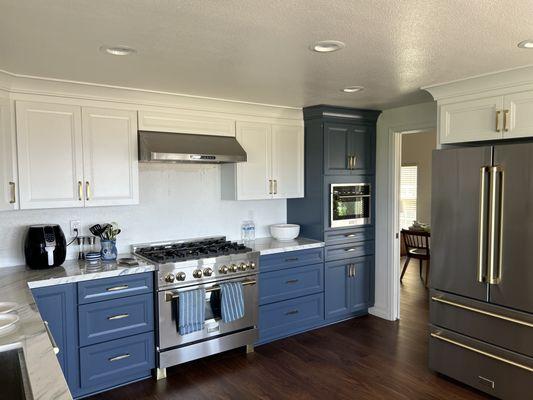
[137,238,252,263]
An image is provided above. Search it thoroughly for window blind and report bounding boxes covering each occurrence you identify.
[400,165,418,230]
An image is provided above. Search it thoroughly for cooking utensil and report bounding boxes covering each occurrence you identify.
[89,224,106,238]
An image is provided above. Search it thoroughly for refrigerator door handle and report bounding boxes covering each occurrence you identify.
[477,166,490,283]
[488,166,504,285]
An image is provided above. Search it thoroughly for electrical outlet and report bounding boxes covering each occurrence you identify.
[70,220,81,237]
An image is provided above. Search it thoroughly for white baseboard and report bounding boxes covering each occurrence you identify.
[369,305,395,321]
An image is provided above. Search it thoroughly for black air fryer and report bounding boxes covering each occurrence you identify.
[24,225,67,269]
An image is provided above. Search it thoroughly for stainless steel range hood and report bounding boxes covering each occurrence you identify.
[138,131,247,163]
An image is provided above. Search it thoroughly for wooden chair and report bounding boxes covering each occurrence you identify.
[400,229,431,287]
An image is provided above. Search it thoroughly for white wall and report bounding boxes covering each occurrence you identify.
[371,101,437,320]
[401,130,437,225]
[0,163,286,266]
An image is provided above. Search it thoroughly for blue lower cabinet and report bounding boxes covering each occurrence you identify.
[325,256,371,322]
[79,331,155,393]
[78,273,153,304]
[258,293,324,344]
[31,284,80,394]
[79,293,154,346]
[259,248,324,273]
[259,263,323,305]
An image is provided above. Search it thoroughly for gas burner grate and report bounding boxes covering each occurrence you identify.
[136,238,252,263]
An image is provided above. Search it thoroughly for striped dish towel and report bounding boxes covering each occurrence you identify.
[177,288,206,335]
[219,282,245,322]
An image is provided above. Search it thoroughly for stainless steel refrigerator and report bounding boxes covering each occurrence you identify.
[430,143,533,399]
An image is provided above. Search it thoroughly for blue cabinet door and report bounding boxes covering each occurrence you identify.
[324,123,352,175]
[350,257,371,313]
[325,259,351,320]
[349,124,374,175]
[31,284,79,394]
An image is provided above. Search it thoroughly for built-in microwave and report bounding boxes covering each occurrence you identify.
[330,183,371,228]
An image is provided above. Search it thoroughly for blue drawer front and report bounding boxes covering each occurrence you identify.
[260,248,324,273]
[79,331,154,391]
[259,293,324,343]
[325,226,374,246]
[325,240,374,261]
[79,293,154,346]
[259,263,324,305]
[78,273,153,304]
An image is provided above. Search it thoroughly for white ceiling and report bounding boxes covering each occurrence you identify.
[2,0,533,110]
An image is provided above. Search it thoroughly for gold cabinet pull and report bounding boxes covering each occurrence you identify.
[273,179,278,195]
[268,179,272,195]
[352,155,357,169]
[285,279,299,284]
[503,109,510,132]
[85,181,91,201]
[487,166,503,285]
[431,296,533,328]
[352,265,356,277]
[107,313,129,321]
[495,110,502,132]
[106,285,129,292]
[8,181,15,204]
[430,331,533,372]
[108,353,131,362]
[285,309,299,316]
[78,181,83,201]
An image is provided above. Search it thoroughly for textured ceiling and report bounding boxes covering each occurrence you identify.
[1,0,533,110]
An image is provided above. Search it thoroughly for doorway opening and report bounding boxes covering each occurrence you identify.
[397,129,436,319]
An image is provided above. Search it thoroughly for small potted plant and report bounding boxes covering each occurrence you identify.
[100,222,121,261]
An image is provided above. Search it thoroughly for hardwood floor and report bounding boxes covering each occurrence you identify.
[88,261,489,400]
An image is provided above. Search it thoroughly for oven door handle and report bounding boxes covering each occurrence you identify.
[164,279,257,302]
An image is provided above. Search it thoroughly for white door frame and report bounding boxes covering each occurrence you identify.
[389,124,436,320]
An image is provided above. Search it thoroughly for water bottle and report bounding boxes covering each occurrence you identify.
[248,220,255,241]
[241,221,249,242]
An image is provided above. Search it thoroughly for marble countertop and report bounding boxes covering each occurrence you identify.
[248,237,324,255]
[0,256,156,400]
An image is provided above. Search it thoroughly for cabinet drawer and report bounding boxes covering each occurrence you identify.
[325,241,374,261]
[429,326,533,399]
[79,293,154,346]
[259,263,323,305]
[80,332,154,391]
[430,290,533,357]
[78,273,153,304]
[325,227,374,246]
[259,293,324,343]
[259,248,324,273]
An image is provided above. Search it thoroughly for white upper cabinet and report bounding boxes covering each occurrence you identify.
[503,91,533,139]
[0,94,17,211]
[235,121,272,200]
[16,101,84,209]
[439,97,503,144]
[82,108,139,206]
[424,67,533,145]
[138,110,235,137]
[222,121,304,200]
[271,124,304,199]
[15,100,139,209]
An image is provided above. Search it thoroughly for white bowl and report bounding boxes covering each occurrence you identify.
[270,224,300,242]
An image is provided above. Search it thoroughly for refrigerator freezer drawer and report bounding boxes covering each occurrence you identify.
[429,326,533,399]
[430,290,533,357]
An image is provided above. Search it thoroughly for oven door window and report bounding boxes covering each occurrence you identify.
[333,193,369,221]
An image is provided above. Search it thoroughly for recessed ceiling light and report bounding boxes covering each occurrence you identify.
[99,45,137,56]
[518,40,533,49]
[310,40,345,53]
[342,86,364,93]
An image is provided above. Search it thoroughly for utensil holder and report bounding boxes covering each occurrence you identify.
[100,240,118,261]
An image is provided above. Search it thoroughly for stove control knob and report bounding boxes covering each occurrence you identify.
[164,273,175,283]
[229,264,238,273]
[219,265,229,274]
[176,272,186,281]
[249,262,256,269]
[193,269,203,278]
[239,263,247,271]
[203,267,213,277]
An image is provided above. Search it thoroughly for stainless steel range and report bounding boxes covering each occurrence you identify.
[132,236,259,379]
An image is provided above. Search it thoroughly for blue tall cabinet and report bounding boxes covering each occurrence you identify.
[288,105,381,324]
